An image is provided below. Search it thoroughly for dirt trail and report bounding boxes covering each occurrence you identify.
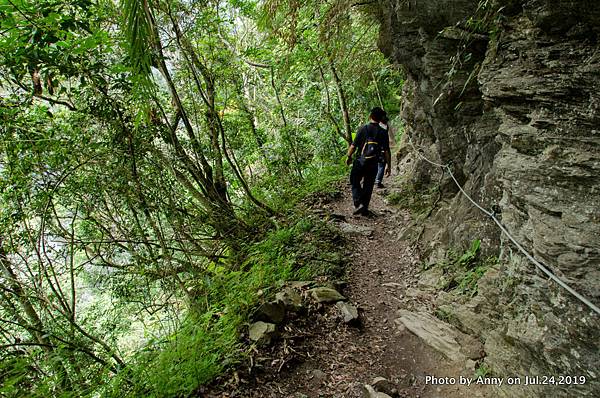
[206,178,491,398]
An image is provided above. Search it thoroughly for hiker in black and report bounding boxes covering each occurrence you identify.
[375,115,390,188]
[346,107,391,216]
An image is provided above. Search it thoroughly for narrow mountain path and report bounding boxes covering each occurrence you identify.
[206,177,490,398]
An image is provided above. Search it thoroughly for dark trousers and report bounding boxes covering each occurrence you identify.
[350,159,378,210]
[375,160,386,184]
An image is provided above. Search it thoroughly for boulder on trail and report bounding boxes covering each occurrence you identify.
[248,321,277,344]
[308,287,346,303]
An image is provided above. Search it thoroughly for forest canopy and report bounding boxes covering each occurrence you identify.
[0,0,402,395]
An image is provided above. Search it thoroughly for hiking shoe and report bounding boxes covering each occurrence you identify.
[376,183,385,189]
[361,209,375,217]
[352,204,365,215]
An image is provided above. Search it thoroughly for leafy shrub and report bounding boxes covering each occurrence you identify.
[432,240,497,297]
[107,188,346,397]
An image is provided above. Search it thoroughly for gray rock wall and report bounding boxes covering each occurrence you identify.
[376,0,600,396]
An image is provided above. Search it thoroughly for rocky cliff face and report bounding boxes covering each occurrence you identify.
[376,1,600,396]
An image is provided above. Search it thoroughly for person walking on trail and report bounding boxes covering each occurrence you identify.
[375,115,391,189]
[346,107,391,216]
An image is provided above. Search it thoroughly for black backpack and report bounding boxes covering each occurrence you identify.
[359,124,381,165]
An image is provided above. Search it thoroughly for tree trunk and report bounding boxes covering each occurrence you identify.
[327,57,352,144]
[270,67,303,178]
[317,63,345,142]
[0,244,72,390]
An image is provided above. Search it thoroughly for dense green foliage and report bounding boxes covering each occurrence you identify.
[0,0,402,395]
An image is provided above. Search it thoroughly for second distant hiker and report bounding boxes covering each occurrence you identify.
[345,107,391,216]
[375,114,390,189]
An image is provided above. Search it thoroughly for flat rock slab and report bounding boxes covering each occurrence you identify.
[396,310,483,362]
[337,222,374,236]
[308,287,346,303]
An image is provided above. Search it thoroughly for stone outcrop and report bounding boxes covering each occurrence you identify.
[375,1,600,396]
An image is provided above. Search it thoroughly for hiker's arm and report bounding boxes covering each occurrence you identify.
[346,144,356,165]
[385,150,391,176]
[347,128,364,165]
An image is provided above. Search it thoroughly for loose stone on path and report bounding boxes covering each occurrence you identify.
[249,321,277,344]
[336,301,359,324]
[308,287,346,303]
[362,384,393,398]
[372,376,399,396]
